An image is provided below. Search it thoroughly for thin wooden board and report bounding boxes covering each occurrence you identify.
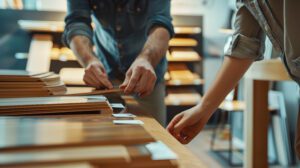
[0,117,155,151]
[0,145,129,167]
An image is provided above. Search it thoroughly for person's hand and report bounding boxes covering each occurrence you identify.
[83,59,113,89]
[167,105,211,144]
[120,57,157,97]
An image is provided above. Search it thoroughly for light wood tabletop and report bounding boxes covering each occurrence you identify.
[1,95,206,168]
[127,105,206,168]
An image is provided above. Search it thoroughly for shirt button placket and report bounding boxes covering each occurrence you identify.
[115,5,124,65]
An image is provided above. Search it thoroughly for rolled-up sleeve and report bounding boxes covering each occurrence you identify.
[146,0,174,38]
[225,1,265,61]
[62,0,93,47]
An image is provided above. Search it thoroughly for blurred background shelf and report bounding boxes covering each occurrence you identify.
[174,26,202,34]
[165,88,202,106]
[18,20,65,32]
[167,49,202,62]
[169,38,198,47]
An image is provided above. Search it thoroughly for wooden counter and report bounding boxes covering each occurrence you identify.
[0,93,206,168]
[127,105,206,168]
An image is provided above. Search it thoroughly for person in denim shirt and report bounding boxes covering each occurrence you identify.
[63,0,174,126]
[167,0,300,158]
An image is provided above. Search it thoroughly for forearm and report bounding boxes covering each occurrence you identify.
[196,56,254,116]
[69,35,98,68]
[137,27,170,67]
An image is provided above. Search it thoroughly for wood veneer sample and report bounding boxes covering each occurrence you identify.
[0,70,67,98]
[0,143,178,168]
[0,117,155,151]
[7,162,95,168]
[0,145,129,167]
[0,96,111,115]
[65,87,122,96]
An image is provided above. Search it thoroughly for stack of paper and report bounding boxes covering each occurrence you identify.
[0,70,67,98]
[0,96,111,115]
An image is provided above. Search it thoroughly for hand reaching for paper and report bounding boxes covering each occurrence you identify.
[120,57,157,97]
[83,59,113,89]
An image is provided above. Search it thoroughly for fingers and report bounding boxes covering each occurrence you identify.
[83,72,102,88]
[167,113,183,134]
[173,115,188,136]
[178,127,196,144]
[176,120,204,144]
[136,71,156,97]
[91,67,113,89]
[120,69,132,90]
[123,67,142,94]
[84,62,113,89]
[167,110,204,144]
[120,65,157,96]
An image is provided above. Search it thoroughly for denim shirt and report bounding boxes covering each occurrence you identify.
[225,0,300,85]
[63,0,174,82]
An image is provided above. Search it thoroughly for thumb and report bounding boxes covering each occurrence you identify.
[120,69,132,89]
[173,115,188,136]
[167,113,183,133]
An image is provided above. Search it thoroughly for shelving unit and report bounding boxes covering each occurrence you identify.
[165,15,204,123]
[0,9,82,75]
[1,9,204,124]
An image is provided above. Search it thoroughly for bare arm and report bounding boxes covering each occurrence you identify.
[138,27,170,67]
[167,56,253,143]
[70,35,113,89]
[120,27,170,97]
[197,56,253,118]
[70,35,97,67]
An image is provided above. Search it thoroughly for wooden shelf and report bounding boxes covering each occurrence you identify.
[166,74,204,86]
[169,38,198,47]
[167,49,201,62]
[18,20,65,32]
[219,100,245,112]
[174,26,201,34]
[166,64,204,86]
[219,28,234,35]
[51,47,77,61]
[165,88,201,106]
